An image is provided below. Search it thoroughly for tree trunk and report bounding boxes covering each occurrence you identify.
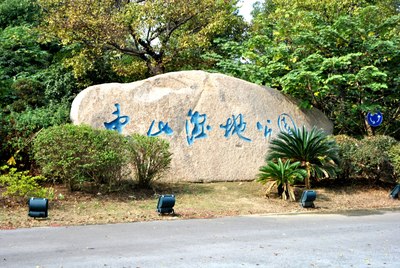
[365,117,374,136]
[305,165,311,189]
[277,184,284,197]
[146,59,165,77]
[284,183,290,200]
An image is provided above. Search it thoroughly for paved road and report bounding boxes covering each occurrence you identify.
[1,210,399,267]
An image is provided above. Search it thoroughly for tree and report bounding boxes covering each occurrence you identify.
[0,0,40,29]
[209,1,400,138]
[0,26,50,110]
[266,126,340,189]
[257,158,307,201]
[38,0,240,77]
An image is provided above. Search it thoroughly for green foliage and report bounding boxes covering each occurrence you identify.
[257,158,306,201]
[0,0,40,28]
[0,25,52,112]
[0,26,50,78]
[0,165,53,202]
[334,135,360,183]
[388,144,400,182]
[39,0,242,76]
[9,78,46,112]
[353,135,398,183]
[54,45,135,87]
[127,134,172,188]
[33,62,81,103]
[267,126,340,188]
[210,1,400,138]
[33,124,129,192]
[0,102,70,166]
[335,135,398,184]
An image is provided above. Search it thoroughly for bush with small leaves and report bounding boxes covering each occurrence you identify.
[334,135,360,183]
[387,143,400,183]
[0,102,70,167]
[127,134,172,188]
[335,135,398,184]
[33,124,129,192]
[0,165,53,202]
[353,135,398,184]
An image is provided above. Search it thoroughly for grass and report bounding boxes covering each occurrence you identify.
[1,181,399,229]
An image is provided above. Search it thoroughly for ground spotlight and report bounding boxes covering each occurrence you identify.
[156,194,175,215]
[300,190,316,208]
[28,197,48,218]
[389,184,400,199]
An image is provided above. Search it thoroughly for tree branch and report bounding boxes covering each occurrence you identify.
[108,42,148,61]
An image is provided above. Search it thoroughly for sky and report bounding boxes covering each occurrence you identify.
[237,0,259,22]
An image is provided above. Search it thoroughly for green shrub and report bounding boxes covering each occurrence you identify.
[334,135,360,183]
[354,135,397,184]
[335,135,398,184]
[127,134,172,188]
[33,124,129,192]
[9,78,46,112]
[0,102,70,166]
[388,144,400,183]
[0,165,53,202]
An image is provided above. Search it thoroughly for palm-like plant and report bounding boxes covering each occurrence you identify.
[257,158,307,201]
[267,126,340,189]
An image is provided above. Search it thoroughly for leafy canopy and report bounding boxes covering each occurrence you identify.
[209,0,400,138]
[0,0,40,29]
[39,0,240,77]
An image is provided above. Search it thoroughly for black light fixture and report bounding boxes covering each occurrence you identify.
[156,194,175,215]
[389,184,400,199]
[300,190,316,208]
[28,197,48,218]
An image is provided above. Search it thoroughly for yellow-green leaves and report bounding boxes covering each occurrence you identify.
[39,0,239,76]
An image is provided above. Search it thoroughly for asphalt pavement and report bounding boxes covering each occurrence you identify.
[1,210,399,267]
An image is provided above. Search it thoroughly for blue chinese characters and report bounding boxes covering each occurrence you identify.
[220,114,251,142]
[104,103,299,145]
[147,120,173,137]
[185,109,212,146]
[278,113,297,134]
[256,119,273,139]
[104,103,130,133]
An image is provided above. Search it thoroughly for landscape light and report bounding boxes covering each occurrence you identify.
[389,185,400,199]
[156,194,175,215]
[28,197,48,218]
[300,190,316,208]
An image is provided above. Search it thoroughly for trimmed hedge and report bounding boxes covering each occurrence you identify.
[33,124,129,191]
[33,124,173,191]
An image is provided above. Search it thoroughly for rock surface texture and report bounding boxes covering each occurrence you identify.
[71,70,333,182]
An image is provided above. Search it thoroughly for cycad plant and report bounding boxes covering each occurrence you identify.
[257,158,307,201]
[267,126,340,189]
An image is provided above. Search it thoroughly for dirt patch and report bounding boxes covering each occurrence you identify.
[1,181,399,229]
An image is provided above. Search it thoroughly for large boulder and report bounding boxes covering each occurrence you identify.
[71,70,333,182]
